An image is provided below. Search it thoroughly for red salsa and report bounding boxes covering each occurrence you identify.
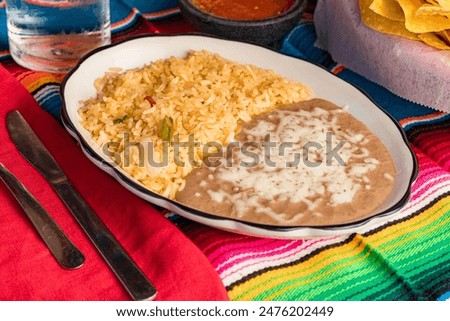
[192,0,294,20]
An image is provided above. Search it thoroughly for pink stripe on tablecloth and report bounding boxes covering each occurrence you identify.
[214,240,305,272]
[207,238,295,264]
[215,237,340,276]
[401,148,450,212]
[411,170,448,200]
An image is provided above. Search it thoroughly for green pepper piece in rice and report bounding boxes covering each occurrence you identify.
[159,116,174,142]
[113,115,128,124]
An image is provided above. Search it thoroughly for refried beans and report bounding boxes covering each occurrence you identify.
[176,98,396,226]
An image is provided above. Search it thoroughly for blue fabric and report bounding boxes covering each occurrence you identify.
[280,23,437,124]
[34,84,62,120]
[122,0,178,13]
[0,6,7,54]
[110,0,138,30]
[437,291,450,301]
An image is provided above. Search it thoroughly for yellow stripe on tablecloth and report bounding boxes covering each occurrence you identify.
[366,198,450,250]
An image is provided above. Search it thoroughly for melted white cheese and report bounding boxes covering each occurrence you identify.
[207,106,381,221]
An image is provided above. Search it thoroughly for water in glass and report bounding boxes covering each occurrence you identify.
[6,0,111,73]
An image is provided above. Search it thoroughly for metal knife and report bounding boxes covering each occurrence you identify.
[6,110,157,301]
[0,162,85,269]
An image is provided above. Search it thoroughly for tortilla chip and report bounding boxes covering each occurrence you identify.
[424,0,450,9]
[360,0,419,40]
[436,0,450,10]
[417,3,450,15]
[369,0,405,21]
[418,32,450,49]
[439,29,450,44]
[424,0,440,6]
[396,0,450,33]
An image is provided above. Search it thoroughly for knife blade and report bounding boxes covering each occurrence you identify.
[6,110,157,301]
[0,162,85,270]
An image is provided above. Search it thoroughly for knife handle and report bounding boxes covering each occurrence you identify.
[53,181,157,301]
[0,163,85,270]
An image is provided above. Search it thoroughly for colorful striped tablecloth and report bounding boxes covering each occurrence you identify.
[0,0,449,301]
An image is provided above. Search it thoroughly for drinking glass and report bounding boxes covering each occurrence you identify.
[5,0,111,73]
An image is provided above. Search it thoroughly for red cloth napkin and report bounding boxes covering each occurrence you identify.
[0,65,228,301]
